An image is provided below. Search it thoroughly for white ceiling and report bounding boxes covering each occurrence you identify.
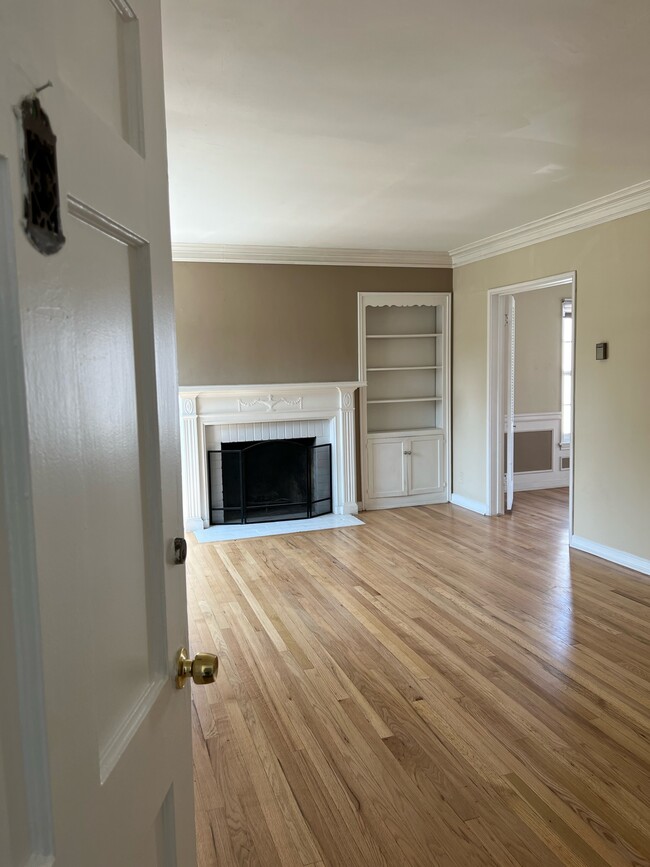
[161,0,650,254]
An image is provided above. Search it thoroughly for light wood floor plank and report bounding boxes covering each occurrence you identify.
[189,489,650,866]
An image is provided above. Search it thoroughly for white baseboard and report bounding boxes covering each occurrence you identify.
[184,516,205,532]
[450,494,487,515]
[570,535,650,577]
[514,471,569,492]
[364,492,449,511]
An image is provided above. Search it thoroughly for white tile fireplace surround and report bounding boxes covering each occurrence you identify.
[179,382,363,532]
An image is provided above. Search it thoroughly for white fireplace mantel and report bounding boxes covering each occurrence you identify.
[179,382,364,531]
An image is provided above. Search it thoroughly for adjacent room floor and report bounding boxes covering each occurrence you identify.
[187,489,650,866]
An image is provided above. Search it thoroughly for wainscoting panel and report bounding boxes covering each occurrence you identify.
[514,429,554,473]
[510,413,569,491]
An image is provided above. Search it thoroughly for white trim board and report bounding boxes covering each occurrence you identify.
[364,491,449,511]
[514,473,567,492]
[450,180,650,266]
[570,536,650,577]
[179,381,364,395]
[487,273,575,297]
[172,243,451,268]
[514,411,563,422]
[450,494,487,515]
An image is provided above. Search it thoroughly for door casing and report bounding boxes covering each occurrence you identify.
[486,272,577,528]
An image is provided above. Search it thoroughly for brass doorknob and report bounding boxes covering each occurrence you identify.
[175,647,218,689]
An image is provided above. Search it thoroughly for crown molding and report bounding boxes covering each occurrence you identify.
[450,180,650,267]
[171,242,452,268]
[172,180,650,270]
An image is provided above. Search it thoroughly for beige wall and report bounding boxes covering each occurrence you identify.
[514,284,567,415]
[173,262,451,386]
[453,210,650,560]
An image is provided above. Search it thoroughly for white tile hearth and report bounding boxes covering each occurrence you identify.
[192,513,363,543]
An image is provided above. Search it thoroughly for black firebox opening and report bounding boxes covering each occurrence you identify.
[208,438,332,525]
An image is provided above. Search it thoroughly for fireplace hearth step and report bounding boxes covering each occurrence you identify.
[194,513,363,544]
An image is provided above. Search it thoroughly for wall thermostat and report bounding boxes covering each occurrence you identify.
[596,342,608,360]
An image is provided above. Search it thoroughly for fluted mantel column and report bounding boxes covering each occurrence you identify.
[179,395,203,531]
[336,386,358,514]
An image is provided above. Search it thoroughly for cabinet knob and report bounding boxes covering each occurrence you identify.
[403,450,412,455]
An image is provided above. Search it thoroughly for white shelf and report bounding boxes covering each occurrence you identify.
[367,397,441,404]
[366,332,442,339]
[367,366,441,371]
[367,427,443,437]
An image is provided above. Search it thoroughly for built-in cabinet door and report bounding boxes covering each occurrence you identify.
[368,438,408,499]
[409,435,445,495]
[368,435,445,502]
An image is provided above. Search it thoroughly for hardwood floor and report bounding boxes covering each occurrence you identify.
[187,489,650,866]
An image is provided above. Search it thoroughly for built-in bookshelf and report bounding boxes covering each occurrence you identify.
[364,302,445,433]
[358,293,450,509]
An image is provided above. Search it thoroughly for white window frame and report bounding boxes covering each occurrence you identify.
[561,298,573,445]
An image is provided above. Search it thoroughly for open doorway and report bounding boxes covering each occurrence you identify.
[486,272,576,531]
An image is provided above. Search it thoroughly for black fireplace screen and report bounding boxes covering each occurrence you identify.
[208,438,332,524]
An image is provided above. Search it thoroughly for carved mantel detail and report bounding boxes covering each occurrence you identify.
[182,397,196,417]
[238,394,303,413]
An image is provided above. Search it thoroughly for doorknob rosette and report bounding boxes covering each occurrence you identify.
[175,647,218,689]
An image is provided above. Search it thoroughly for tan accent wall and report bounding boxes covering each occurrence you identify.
[514,284,567,415]
[453,210,650,560]
[173,262,451,386]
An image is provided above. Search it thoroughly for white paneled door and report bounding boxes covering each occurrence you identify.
[0,2,196,865]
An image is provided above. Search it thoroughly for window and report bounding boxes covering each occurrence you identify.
[561,298,573,444]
